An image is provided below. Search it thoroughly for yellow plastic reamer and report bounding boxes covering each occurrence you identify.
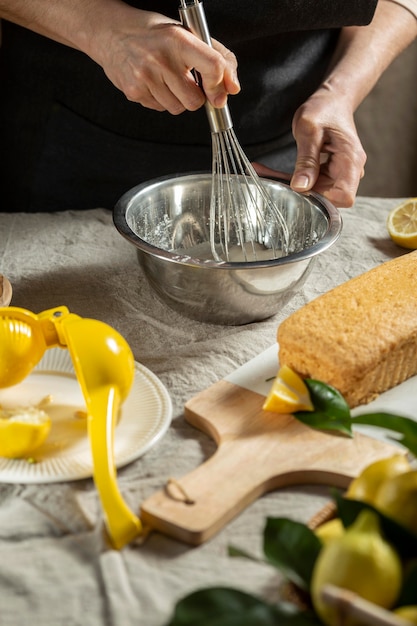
[0,305,142,549]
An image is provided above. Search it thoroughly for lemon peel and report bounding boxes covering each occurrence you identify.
[263,365,313,414]
[346,453,411,505]
[374,470,417,534]
[311,509,402,626]
[394,606,417,625]
[315,518,345,545]
[387,198,417,249]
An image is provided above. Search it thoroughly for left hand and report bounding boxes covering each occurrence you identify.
[289,85,367,207]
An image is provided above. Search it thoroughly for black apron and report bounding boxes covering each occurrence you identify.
[0,0,377,211]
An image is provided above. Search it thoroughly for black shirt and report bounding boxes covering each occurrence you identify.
[0,0,377,211]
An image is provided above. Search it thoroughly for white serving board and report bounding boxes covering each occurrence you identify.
[226,343,417,443]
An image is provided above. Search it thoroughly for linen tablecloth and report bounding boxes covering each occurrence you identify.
[0,196,408,625]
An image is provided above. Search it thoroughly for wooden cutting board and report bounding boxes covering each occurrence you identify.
[140,379,399,545]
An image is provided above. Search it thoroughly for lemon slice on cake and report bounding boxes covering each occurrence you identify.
[387,198,417,249]
[263,365,313,413]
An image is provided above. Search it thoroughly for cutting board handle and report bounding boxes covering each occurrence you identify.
[140,381,399,545]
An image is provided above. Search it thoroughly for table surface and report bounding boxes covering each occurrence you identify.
[0,196,410,626]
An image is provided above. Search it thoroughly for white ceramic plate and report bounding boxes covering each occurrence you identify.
[0,274,12,306]
[0,348,172,483]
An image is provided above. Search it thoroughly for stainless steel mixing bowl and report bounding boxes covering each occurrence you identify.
[113,173,342,325]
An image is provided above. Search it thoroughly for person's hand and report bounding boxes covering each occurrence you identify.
[89,6,240,114]
[251,164,291,184]
[289,86,367,207]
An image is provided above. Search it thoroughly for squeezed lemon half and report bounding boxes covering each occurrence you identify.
[0,406,52,458]
[387,198,417,249]
[263,365,313,413]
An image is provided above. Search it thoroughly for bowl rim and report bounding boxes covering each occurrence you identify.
[113,172,343,270]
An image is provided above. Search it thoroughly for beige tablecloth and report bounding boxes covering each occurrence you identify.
[0,197,408,626]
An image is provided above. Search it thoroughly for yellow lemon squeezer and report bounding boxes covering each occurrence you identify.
[0,305,142,549]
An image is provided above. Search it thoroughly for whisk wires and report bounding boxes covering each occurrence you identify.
[210,128,290,262]
[179,0,290,263]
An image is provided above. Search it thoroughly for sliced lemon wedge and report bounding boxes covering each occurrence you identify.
[263,364,314,413]
[0,406,52,458]
[387,198,417,249]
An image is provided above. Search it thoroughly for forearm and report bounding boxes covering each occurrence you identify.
[321,0,417,111]
[0,0,239,113]
[0,0,151,59]
[389,0,417,19]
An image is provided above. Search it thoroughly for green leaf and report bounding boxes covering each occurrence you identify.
[295,379,352,436]
[351,412,417,457]
[227,545,260,562]
[397,560,417,607]
[263,517,322,591]
[294,379,417,450]
[165,587,318,626]
[334,492,417,559]
[294,410,353,437]
[305,380,350,419]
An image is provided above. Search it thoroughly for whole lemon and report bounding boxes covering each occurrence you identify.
[394,606,417,625]
[346,454,411,505]
[311,510,402,626]
[315,518,345,545]
[374,470,417,534]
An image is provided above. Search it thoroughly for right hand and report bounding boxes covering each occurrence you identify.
[89,6,240,114]
[289,87,367,208]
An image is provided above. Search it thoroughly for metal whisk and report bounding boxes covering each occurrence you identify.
[179,0,289,262]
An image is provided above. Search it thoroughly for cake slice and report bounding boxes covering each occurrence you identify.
[277,251,417,408]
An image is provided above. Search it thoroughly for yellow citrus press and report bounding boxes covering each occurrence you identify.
[0,305,142,549]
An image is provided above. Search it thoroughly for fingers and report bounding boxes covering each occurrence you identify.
[310,146,366,208]
[121,63,205,114]
[144,68,207,115]
[102,17,240,115]
[290,101,367,208]
[211,39,241,100]
[173,35,239,109]
[251,162,291,183]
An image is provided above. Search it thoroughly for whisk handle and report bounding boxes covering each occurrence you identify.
[179,1,233,133]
